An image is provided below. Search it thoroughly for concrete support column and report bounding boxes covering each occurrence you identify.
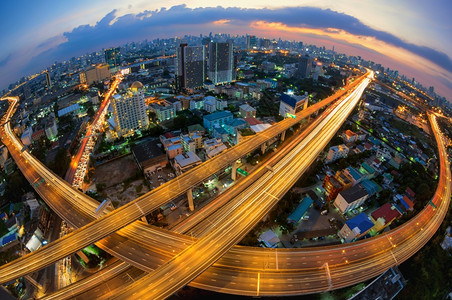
[231,160,238,181]
[141,216,148,224]
[280,130,286,142]
[187,188,194,211]
[261,143,266,155]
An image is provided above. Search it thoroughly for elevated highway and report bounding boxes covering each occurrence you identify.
[0,73,368,284]
[12,71,449,298]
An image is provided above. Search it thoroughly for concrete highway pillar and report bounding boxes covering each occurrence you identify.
[280,130,286,142]
[231,160,238,181]
[261,143,266,155]
[141,216,148,224]
[187,188,194,211]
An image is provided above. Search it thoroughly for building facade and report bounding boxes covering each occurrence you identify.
[279,92,309,117]
[326,144,350,163]
[334,184,369,214]
[104,47,121,69]
[203,111,233,132]
[111,81,149,137]
[208,41,234,85]
[176,44,206,90]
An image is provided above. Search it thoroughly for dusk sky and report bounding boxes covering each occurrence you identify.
[1,0,451,99]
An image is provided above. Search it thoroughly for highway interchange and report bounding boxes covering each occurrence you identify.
[0,73,366,282]
[0,70,450,298]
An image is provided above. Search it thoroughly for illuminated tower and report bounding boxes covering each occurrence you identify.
[104,47,121,69]
[176,44,206,91]
[207,41,233,85]
[111,81,149,137]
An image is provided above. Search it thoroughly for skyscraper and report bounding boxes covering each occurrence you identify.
[104,47,121,69]
[45,70,52,88]
[298,55,314,78]
[246,35,257,49]
[176,43,206,91]
[111,81,149,137]
[208,41,233,85]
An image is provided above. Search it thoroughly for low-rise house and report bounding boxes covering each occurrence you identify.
[239,104,256,118]
[334,184,369,214]
[400,195,414,211]
[167,144,183,159]
[132,141,168,173]
[370,203,402,233]
[338,212,374,242]
[174,151,202,174]
[325,144,349,163]
[342,130,358,143]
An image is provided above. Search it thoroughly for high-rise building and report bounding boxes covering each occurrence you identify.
[104,47,121,69]
[298,55,314,78]
[208,41,233,85]
[45,71,52,88]
[111,81,149,137]
[80,64,110,85]
[246,35,257,49]
[260,38,271,49]
[176,44,206,90]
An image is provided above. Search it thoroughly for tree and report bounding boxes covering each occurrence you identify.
[416,183,431,202]
[87,106,95,118]
[147,125,164,137]
[49,148,70,177]
[3,171,32,204]
[172,115,188,130]
[148,111,157,123]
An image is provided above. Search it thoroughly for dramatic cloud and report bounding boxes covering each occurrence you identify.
[3,5,452,98]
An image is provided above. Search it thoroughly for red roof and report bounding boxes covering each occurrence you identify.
[163,132,175,139]
[403,195,414,209]
[373,158,381,164]
[406,187,415,198]
[345,130,357,137]
[371,203,401,224]
[391,170,399,176]
[364,143,373,150]
[31,129,44,139]
[244,117,262,126]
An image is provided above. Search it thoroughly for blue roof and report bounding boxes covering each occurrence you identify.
[203,111,233,121]
[360,180,381,196]
[213,127,228,135]
[226,118,247,127]
[368,137,381,145]
[288,196,313,223]
[58,103,81,117]
[345,212,374,234]
[400,198,411,210]
[0,232,16,246]
[167,144,182,151]
[347,167,362,181]
[280,93,306,109]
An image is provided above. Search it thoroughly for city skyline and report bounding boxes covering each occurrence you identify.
[1,3,451,294]
[0,2,451,99]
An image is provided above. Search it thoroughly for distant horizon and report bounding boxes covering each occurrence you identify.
[1,4,451,100]
[2,32,448,103]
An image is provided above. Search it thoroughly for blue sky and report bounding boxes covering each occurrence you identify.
[0,1,451,99]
